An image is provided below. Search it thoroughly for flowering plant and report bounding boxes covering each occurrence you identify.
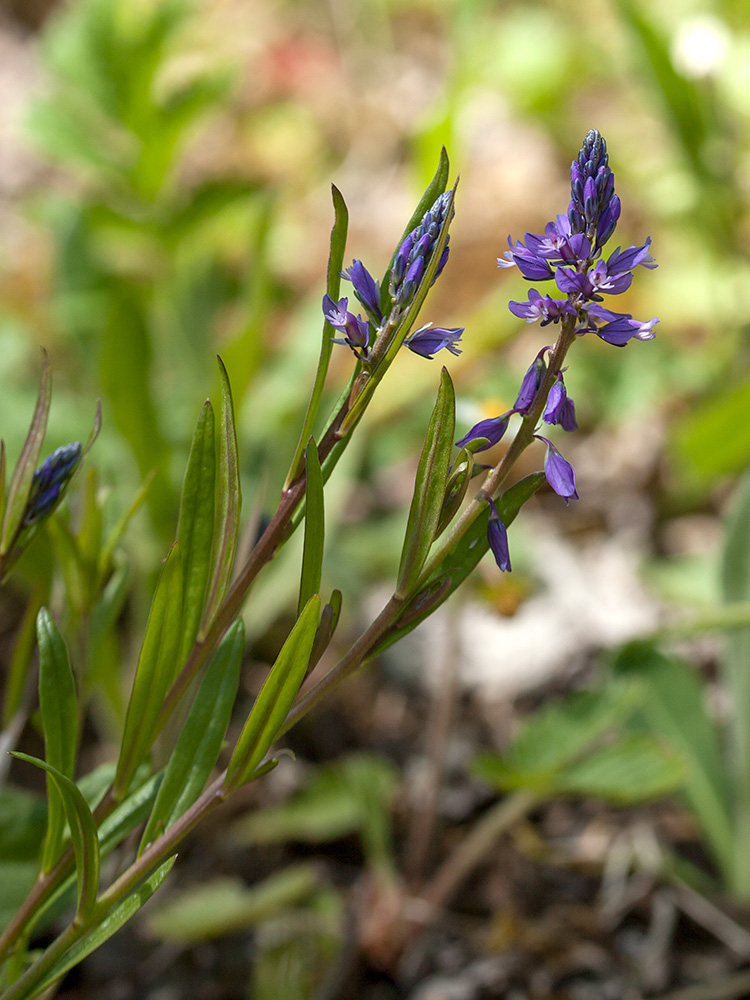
[0,131,663,999]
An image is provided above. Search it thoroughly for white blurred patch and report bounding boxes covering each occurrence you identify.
[671,15,730,80]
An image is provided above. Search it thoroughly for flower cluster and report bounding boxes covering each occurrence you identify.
[460,130,657,573]
[22,442,83,527]
[498,129,658,348]
[322,191,462,363]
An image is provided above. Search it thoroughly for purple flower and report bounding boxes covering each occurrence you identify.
[583,304,659,345]
[390,190,454,307]
[22,442,83,526]
[342,260,382,320]
[404,324,463,359]
[543,373,577,431]
[606,238,657,274]
[455,411,512,451]
[323,294,370,357]
[498,238,554,281]
[509,289,572,326]
[487,499,511,572]
[568,130,618,250]
[536,435,578,503]
[514,347,549,412]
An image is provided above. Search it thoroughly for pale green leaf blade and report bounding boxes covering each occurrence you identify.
[32,857,176,998]
[176,400,216,660]
[139,620,244,853]
[201,358,241,633]
[0,440,6,538]
[1,350,51,553]
[285,184,349,488]
[37,609,78,872]
[612,641,733,880]
[225,596,321,791]
[11,753,100,920]
[472,683,641,792]
[114,544,183,799]
[298,438,325,616]
[146,865,317,943]
[555,734,685,803]
[396,367,455,598]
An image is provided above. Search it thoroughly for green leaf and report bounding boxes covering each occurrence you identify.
[139,620,244,853]
[1,350,51,554]
[612,642,732,876]
[378,147,450,318]
[436,447,473,537]
[0,439,6,539]
[308,589,342,671]
[720,470,750,897]
[145,865,318,943]
[472,683,641,793]
[113,544,183,799]
[372,473,546,656]
[672,379,750,488]
[396,368,455,598]
[11,753,100,920]
[556,734,685,803]
[32,857,176,998]
[37,609,79,872]
[176,399,216,661]
[231,753,398,850]
[225,596,321,792]
[284,184,349,489]
[201,358,241,634]
[298,438,325,616]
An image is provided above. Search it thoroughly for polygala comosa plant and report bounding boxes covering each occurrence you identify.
[0,131,659,998]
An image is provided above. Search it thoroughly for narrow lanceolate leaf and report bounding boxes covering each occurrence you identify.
[11,753,100,921]
[396,368,455,599]
[139,621,244,854]
[177,400,216,661]
[225,596,321,792]
[201,359,241,635]
[285,184,349,489]
[113,545,183,800]
[1,349,51,553]
[32,857,176,998]
[298,438,325,616]
[379,147,450,318]
[308,589,342,672]
[37,609,78,872]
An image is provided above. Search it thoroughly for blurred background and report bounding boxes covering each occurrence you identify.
[1,0,750,996]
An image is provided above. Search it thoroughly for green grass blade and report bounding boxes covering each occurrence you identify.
[37,609,78,872]
[396,367,455,599]
[1,350,51,554]
[139,620,244,854]
[11,753,100,921]
[298,438,325,616]
[201,358,241,634]
[176,400,216,661]
[113,544,183,799]
[225,595,321,792]
[284,184,349,489]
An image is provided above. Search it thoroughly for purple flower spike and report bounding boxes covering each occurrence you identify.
[342,260,382,320]
[487,499,511,572]
[536,435,578,503]
[543,373,577,431]
[22,442,83,526]
[404,324,463,359]
[514,347,550,412]
[456,411,512,451]
[323,294,370,357]
[390,190,454,306]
